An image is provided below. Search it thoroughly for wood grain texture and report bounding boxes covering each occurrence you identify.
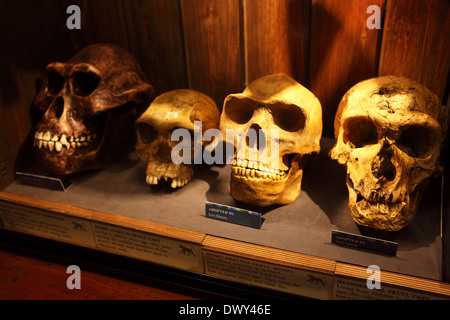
[0,248,198,300]
[336,262,450,297]
[86,0,130,49]
[309,0,385,138]
[124,0,188,94]
[378,0,450,101]
[203,235,336,274]
[243,0,310,86]
[181,0,245,109]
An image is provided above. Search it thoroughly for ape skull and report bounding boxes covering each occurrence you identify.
[330,76,447,231]
[220,73,322,206]
[135,89,220,189]
[32,44,154,176]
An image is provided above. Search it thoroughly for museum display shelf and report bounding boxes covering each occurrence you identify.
[0,138,449,300]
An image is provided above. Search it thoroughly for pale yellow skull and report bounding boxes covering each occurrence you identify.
[135,89,219,188]
[330,76,447,231]
[220,73,322,206]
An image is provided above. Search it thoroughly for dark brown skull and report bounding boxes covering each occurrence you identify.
[32,44,154,175]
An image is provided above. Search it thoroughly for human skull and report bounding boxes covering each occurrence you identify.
[220,73,322,206]
[330,76,447,231]
[135,89,219,188]
[32,44,154,176]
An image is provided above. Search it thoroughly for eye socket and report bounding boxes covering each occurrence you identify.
[47,70,65,95]
[137,122,158,144]
[271,103,306,132]
[72,71,100,96]
[396,125,435,158]
[225,97,255,124]
[344,118,378,148]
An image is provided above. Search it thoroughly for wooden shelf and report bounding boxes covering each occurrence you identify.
[1,189,448,300]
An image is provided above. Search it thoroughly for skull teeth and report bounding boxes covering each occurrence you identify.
[33,131,96,152]
[232,158,286,180]
[145,175,191,188]
[357,191,405,206]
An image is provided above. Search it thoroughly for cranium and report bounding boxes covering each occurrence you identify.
[330,76,447,231]
[135,89,220,188]
[220,73,322,206]
[32,43,154,176]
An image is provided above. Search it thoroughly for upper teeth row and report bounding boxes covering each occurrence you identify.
[33,131,96,152]
[146,175,191,188]
[232,158,287,180]
[233,158,286,175]
[232,166,286,180]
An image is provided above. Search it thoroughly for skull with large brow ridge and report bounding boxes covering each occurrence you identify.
[330,76,447,231]
[32,44,154,176]
[220,73,322,206]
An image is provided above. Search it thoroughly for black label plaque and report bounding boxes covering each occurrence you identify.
[205,202,262,229]
[332,230,398,256]
[16,172,72,191]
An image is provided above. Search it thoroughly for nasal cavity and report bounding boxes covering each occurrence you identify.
[371,147,396,181]
[246,124,266,150]
[51,97,64,119]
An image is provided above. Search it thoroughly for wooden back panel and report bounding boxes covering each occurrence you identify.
[0,0,448,189]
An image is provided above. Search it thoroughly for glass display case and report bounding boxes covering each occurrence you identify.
[0,0,448,300]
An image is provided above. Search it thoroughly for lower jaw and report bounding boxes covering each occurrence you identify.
[229,171,303,207]
[348,189,414,232]
[34,147,98,175]
[353,201,409,231]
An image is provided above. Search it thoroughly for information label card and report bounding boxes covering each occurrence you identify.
[204,250,334,300]
[16,171,71,191]
[332,230,398,256]
[205,202,262,229]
